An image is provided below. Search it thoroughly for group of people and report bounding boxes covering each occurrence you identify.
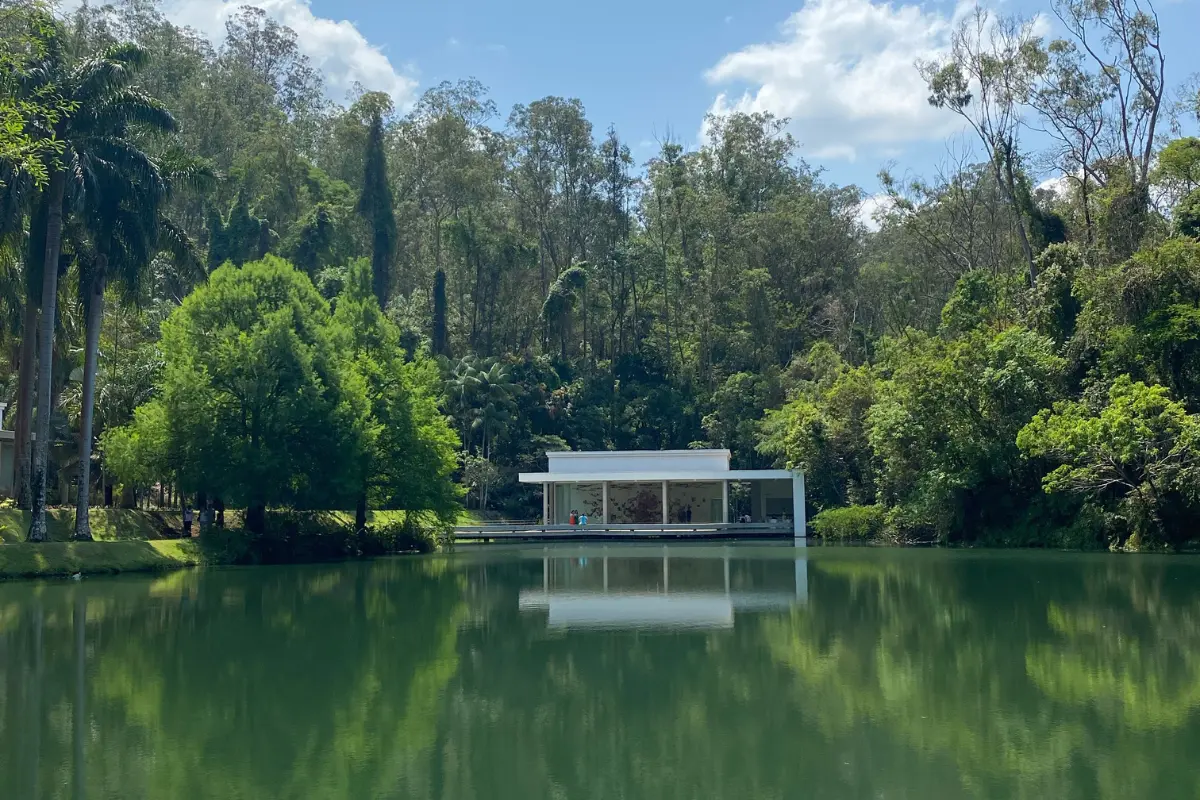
[181,500,225,537]
[567,509,589,526]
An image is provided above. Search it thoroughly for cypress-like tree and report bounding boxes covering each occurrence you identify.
[432,268,447,356]
[357,108,396,308]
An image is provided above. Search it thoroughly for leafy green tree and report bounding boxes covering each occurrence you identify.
[1175,188,1200,239]
[1076,238,1200,405]
[869,328,1065,540]
[760,358,877,513]
[332,258,459,527]
[112,256,370,533]
[1018,376,1200,548]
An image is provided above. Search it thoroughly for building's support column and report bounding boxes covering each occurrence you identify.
[602,481,609,525]
[661,480,669,525]
[757,481,767,522]
[542,482,549,525]
[792,472,807,545]
[722,480,729,523]
[795,555,808,603]
[662,546,669,593]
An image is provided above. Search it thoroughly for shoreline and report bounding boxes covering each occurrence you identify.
[0,507,445,581]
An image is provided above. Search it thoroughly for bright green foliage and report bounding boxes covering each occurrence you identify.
[810,504,885,541]
[760,350,876,512]
[332,258,460,519]
[100,401,170,491]
[940,269,1018,335]
[109,257,370,528]
[1018,376,1200,548]
[868,328,1065,540]
[1025,244,1085,344]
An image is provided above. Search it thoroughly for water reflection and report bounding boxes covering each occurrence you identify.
[1,547,1200,798]
[514,545,807,630]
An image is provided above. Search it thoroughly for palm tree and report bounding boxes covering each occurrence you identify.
[24,40,178,541]
[71,152,205,540]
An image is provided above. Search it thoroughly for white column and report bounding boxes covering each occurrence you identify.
[661,480,669,525]
[602,481,609,525]
[663,546,669,593]
[756,482,767,522]
[722,480,729,523]
[542,482,549,525]
[795,555,808,604]
[792,473,807,545]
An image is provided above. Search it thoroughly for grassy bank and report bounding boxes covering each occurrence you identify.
[0,538,203,580]
[0,507,455,580]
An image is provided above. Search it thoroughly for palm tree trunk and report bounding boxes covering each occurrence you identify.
[74,268,105,541]
[28,170,65,543]
[13,300,37,508]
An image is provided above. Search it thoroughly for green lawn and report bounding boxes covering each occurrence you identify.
[0,538,202,580]
[0,508,186,543]
[0,506,470,580]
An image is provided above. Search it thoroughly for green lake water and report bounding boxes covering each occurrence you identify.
[3,542,1200,799]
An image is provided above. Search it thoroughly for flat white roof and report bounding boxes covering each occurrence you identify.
[519,448,798,484]
[517,469,795,483]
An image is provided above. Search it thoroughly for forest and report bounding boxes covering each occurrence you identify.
[1,0,1199,549]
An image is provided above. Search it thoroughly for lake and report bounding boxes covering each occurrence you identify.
[2,542,1200,799]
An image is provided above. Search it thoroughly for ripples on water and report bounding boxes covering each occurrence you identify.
[2,543,1200,799]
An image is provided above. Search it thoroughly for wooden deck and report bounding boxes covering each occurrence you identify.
[449,522,798,543]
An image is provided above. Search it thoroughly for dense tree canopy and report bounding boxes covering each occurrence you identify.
[0,0,1198,548]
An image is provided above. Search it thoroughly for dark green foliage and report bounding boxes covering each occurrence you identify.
[356,108,395,307]
[432,268,447,356]
[1177,188,1200,239]
[207,191,271,269]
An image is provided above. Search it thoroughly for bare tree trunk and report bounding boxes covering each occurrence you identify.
[14,300,37,508]
[28,171,66,543]
[75,268,105,541]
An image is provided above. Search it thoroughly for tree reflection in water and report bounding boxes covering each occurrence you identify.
[1,546,1199,799]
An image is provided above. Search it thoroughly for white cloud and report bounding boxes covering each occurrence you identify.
[705,0,971,162]
[160,0,418,108]
[1036,174,1072,197]
[857,192,893,231]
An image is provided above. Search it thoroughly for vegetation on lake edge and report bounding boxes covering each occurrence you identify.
[0,507,450,579]
[1,1,1199,554]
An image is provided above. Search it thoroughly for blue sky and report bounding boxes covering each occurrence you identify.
[157,0,1199,195]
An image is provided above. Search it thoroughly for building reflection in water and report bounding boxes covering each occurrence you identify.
[518,545,807,631]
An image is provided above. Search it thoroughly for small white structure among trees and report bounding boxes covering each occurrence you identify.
[518,449,806,537]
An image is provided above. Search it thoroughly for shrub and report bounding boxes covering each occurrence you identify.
[812,505,886,541]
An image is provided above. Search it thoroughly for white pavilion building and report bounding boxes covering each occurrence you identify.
[517,449,806,537]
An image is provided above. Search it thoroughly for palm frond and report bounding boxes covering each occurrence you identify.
[81,89,177,136]
[73,43,150,100]
[80,137,166,201]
